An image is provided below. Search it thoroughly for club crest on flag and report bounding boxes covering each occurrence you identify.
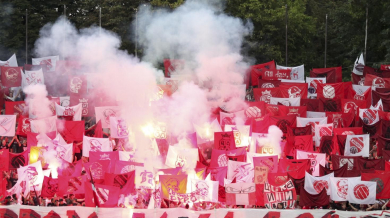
[70,77,83,93]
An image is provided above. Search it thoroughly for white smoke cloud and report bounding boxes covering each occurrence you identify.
[31,0,253,168]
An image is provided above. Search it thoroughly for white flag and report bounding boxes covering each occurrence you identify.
[344,134,370,157]
[30,116,57,134]
[314,123,333,147]
[82,136,111,157]
[359,108,379,125]
[270,97,300,106]
[165,146,198,170]
[0,54,18,67]
[347,177,376,204]
[304,172,334,195]
[296,117,327,136]
[330,177,356,201]
[227,160,254,183]
[32,56,59,72]
[276,64,305,81]
[55,103,82,121]
[95,106,121,129]
[0,115,16,136]
[306,112,326,118]
[17,161,44,191]
[352,53,364,76]
[190,179,218,202]
[110,117,129,138]
[22,69,45,88]
[296,150,326,176]
[135,166,155,189]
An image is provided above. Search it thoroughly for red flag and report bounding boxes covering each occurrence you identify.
[363,66,390,77]
[299,188,330,208]
[352,72,365,85]
[317,82,344,99]
[41,176,59,198]
[198,214,211,218]
[253,155,278,173]
[0,150,9,171]
[331,154,360,171]
[207,166,227,186]
[381,65,390,71]
[214,131,236,151]
[382,120,390,138]
[0,66,22,87]
[319,136,339,156]
[372,90,390,112]
[319,164,349,177]
[253,88,281,103]
[5,101,27,117]
[326,112,354,128]
[9,150,28,169]
[346,85,371,108]
[70,93,96,117]
[285,135,314,157]
[364,74,390,89]
[333,127,363,135]
[57,175,85,196]
[269,115,296,135]
[160,212,168,218]
[362,119,382,138]
[341,99,367,116]
[265,104,279,116]
[224,211,234,218]
[268,172,288,186]
[250,61,276,86]
[318,97,341,112]
[300,98,320,112]
[279,83,308,99]
[357,158,385,171]
[85,120,103,138]
[244,101,265,119]
[278,159,310,179]
[258,79,281,88]
[132,213,145,218]
[377,136,390,157]
[27,131,56,149]
[85,182,120,208]
[278,105,307,117]
[361,172,390,199]
[16,115,31,136]
[163,59,185,78]
[104,173,129,189]
[287,126,312,136]
[310,68,336,83]
[58,120,85,143]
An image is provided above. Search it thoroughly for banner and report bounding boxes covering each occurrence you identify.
[344,134,370,157]
[296,150,326,176]
[0,115,16,136]
[264,179,297,209]
[276,64,304,81]
[347,178,377,204]
[304,172,333,195]
[253,88,281,103]
[279,83,307,99]
[225,183,256,205]
[95,106,121,129]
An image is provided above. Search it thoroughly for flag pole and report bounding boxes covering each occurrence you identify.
[25,9,28,64]
[364,6,368,63]
[135,8,138,58]
[99,7,102,35]
[64,5,66,17]
[285,4,288,66]
[325,14,328,68]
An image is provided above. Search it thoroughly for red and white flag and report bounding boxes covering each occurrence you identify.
[0,115,16,136]
[306,77,326,99]
[0,66,22,87]
[359,108,379,125]
[165,146,198,169]
[82,136,111,157]
[352,53,365,75]
[190,179,219,203]
[55,103,82,121]
[224,125,250,147]
[276,64,305,81]
[227,160,254,183]
[17,161,44,192]
[22,69,45,88]
[344,134,370,157]
[95,106,121,129]
[314,123,333,147]
[110,117,129,138]
[30,116,57,134]
[296,117,327,136]
[270,97,300,106]
[32,56,59,72]
[296,150,326,176]
[330,177,353,201]
[304,172,333,195]
[135,166,155,189]
[225,182,256,205]
[347,177,376,204]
